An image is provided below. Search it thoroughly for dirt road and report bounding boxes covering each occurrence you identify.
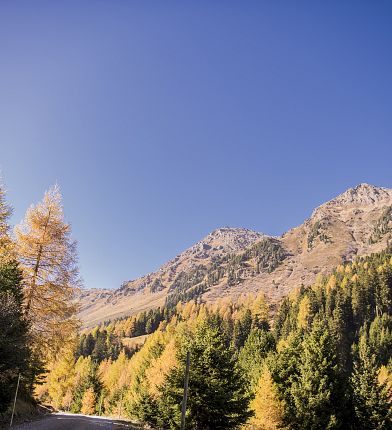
[11,413,139,430]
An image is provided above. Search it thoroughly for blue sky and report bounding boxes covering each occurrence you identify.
[1,1,392,289]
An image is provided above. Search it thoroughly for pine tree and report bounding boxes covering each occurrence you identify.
[15,185,81,359]
[351,334,392,430]
[156,320,253,429]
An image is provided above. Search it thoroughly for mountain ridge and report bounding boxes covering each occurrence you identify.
[79,183,392,327]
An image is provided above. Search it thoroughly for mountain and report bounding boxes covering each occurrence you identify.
[78,184,392,327]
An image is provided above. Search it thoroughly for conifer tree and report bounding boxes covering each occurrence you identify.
[46,346,76,409]
[0,184,30,412]
[15,185,81,359]
[156,320,253,429]
[250,366,286,430]
[81,387,96,415]
[286,320,346,429]
[0,266,30,412]
[368,314,392,366]
[0,183,14,265]
[71,356,102,413]
[351,334,392,430]
[239,328,275,390]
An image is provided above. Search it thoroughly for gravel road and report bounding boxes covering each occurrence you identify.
[11,413,139,430]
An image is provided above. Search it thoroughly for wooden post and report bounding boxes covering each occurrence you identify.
[98,394,103,416]
[180,352,190,430]
[118,388,123,420]
[10,373,21,428]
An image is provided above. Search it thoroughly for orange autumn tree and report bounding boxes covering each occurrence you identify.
[15,185,81,360]
[81,387,96,415]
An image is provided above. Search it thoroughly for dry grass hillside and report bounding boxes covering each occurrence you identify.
[79,184,392,327]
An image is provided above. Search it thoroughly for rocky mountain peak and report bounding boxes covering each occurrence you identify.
[310,184,392,220]
[206,226,265,244]
[328,183,392,206]
[173,227,265,262]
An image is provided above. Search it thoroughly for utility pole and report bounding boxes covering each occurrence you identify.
[10,373,21,428]
[180,351,190,430]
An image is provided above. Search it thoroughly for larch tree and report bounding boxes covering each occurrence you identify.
[15,185,81,360]
[250,366,286,430]
[45,345,77,409]
[81,387,96,415]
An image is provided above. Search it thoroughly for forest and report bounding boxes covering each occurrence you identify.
[0,182,391,429]
[37,258,392,428]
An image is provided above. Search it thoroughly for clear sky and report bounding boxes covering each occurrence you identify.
[1,1,392,290]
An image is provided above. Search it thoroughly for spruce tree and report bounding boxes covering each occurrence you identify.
[238,328,275,390]
[156,320,253,429]
[0,264,30,413]
[0,184,30,413]
[351,334,392,430]
[287,319,346,429]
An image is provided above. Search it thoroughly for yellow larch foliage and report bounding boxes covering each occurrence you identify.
[340,276,349,289]
[377,265,386,274]
[98,358,112,387]
[145,339,177,397]
[314,273,324,288]
[124,330,168,411]
[62,389,73,411]
[74,356,94,388]
[288,287,301,304]
[197,304,209,323]
[378,366,392,402]
[123,317,136,337]
[326,275,337,293]
[251,293,269,323]
[182,301,196,320]
[297,295,311,329]
[45,346,76,409]
[248,367,286,430]
[345,265,352,274]
[175,302,183,315]
[100,350,129,394]
[15,185,81,359]
[81,387,96,415]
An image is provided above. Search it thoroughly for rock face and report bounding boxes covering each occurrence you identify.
[79,184,392,327]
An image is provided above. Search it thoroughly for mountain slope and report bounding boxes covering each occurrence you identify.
[79,184,392,327]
